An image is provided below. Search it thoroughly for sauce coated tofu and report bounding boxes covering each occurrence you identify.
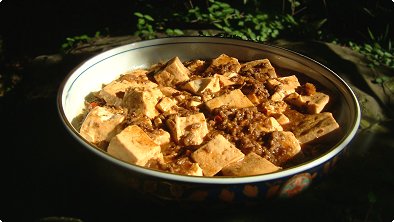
[185,163,204,176]
[191,134,245,176]
[240,59,277,81]
[286,92,330,114]
[80,106,125,144]
[122,87,164,119]
[204,89,254,111]
[266,131,302,166]
[214,72,240,87]
[98,80,135,107]
[107,125,163,166]
[261,100,288,116]
[147,129,171,147]
[98,70,158,106]
[290,112,340,144]
[252,117,283,134]
[204,54,241,75]
[156,97,178,114]
[166,113,209,146]
[181,76,220,96]
[266,75,301,101]
[222,152,281,176]
[153,56,190,87]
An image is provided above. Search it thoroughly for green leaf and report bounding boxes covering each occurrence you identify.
[134,12,144,18]
[144,15,154,21]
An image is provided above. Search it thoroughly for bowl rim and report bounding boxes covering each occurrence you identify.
[57,36,361,184]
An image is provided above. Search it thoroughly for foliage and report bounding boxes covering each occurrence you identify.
[133,0,299,41]
[61,31,102,53]
[132,0,394,71]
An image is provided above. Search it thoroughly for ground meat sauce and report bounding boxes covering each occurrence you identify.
[76,54,340,177]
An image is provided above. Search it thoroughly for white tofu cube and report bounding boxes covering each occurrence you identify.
[191,134,245,176]
[79,106,125,144]
[107,125,163,166]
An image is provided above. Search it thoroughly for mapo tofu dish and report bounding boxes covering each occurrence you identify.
[76,54,340,177]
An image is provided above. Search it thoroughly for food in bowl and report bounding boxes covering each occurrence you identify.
[74,53,340,177]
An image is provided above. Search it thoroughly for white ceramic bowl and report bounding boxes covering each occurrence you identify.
[57,36,360,204]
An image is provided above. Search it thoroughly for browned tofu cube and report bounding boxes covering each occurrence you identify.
[79,106,125,144]
[266,131,302,166]
[291,112,340,144]
[204,89,254,111]
[107,125,163,166]
[240,59,277,81]
[153,57,190,87]
[191,134,245,176]
[204,54,241,75]
[222,152,281,176]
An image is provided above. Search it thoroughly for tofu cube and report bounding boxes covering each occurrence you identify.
[147,129,171,147]
[261,100,288,116]
[153,57,190,87]
[156,97,178,114]
[222,152,281,176]
[98,80,134,106]
[214,72,240,87]
[107,125,163,166]
[266,131,302,166]
[286,92,330,114]
[181,76,220,96]
[158,86,180,97]
[166,113,209,146]
[266,75,301,101]
[272,113,290,125]
[240,59,277,81]
[191,134,245,176]
[291,112,340,144]
[122,87,164,119]
[204,89,254,111]
[252,117,283,134]
[118,69,150,82]
[79,106,125,144]
[204,54,241,75]
[185,163,204,176]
